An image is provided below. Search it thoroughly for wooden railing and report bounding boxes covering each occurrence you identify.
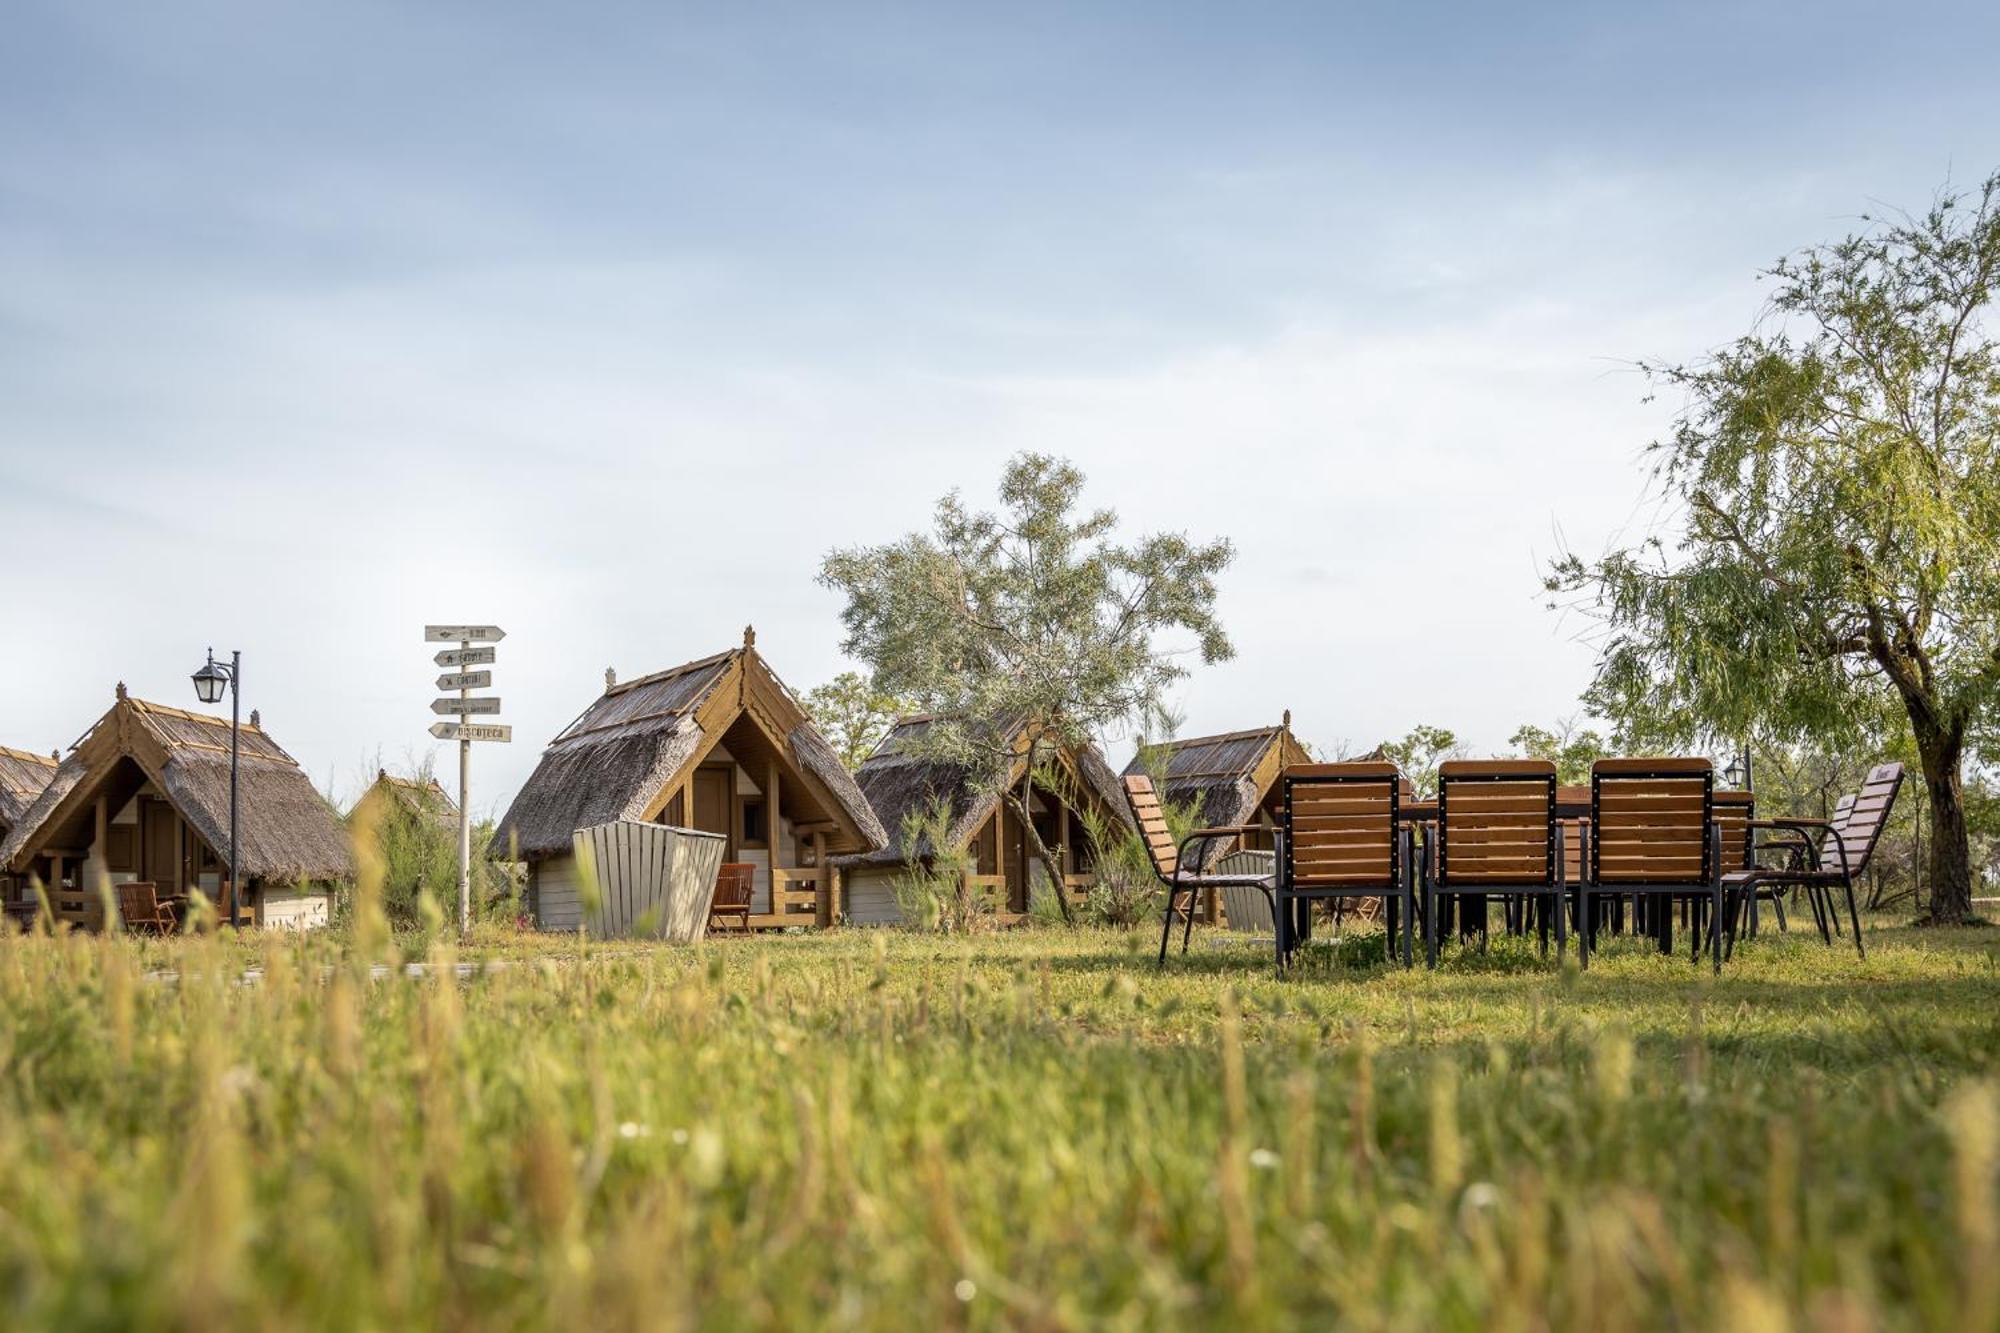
[746,868,821,930]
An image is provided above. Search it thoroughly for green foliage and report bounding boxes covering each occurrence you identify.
[1377,724,1463,799]
[1549,171,2000,922]
[818,452,1235,784]
[1508,718,1612,785]
[3,924,1999,1327]
[346,764,504,929]
[888,797,985,934]
[802,670,916,770]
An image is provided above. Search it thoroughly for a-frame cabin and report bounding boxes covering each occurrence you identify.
[839,716,1133,925]
[495,629,886,930]
[0,686,350,929]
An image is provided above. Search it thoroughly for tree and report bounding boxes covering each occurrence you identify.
[802,671,915,770]
[1377,725,1464,800]
[1508,718,1611,786]
[819,453,1235,922]
[1549,172,2000,923]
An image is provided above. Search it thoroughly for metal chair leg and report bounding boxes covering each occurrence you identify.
[1843,875,1865,959]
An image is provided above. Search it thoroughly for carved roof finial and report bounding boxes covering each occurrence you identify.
[249,709,261,728]
[115,681,128,701]
[743,624,756,650]
[605,666,618,690]
[1283,709,1292,730]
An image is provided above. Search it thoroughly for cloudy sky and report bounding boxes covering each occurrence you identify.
[3,1,1996,814]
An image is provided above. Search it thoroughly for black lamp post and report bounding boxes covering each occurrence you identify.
[191,649,241,928]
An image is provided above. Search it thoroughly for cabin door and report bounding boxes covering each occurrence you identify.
[690,768,735,861]
[139,799,182,896]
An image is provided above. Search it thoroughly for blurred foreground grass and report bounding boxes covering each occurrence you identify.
[2,918,1998,1330]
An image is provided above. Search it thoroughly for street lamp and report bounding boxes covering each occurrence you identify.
[1723,754,1745,789]
[191,648,242,929]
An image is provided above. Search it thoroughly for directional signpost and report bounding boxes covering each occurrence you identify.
[430,722,513,743]
[431,696,502,715]
[424,624,511,937]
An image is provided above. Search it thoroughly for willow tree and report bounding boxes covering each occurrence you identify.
[1551,172,2000,924]
[819,453,1234,921]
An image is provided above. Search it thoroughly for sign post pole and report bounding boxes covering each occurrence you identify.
[458,636,472,938]
[424,624,508,942]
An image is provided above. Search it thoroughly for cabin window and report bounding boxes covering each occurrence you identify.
[740,798,768,847]
[106,826,137,873]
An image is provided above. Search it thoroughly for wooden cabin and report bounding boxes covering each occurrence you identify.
[838,717,1133,925]
[1122,717,1310,855]
[0,745,61,904]
[494,629,887,931]
[0,686,351,929]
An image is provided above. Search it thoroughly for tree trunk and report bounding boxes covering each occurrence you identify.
[1002,779,1075,924]
[1912,717,1976,925]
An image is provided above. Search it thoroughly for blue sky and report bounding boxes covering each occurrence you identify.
[3,1,1997,810]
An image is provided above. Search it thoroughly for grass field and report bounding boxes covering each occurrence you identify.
[2,917,1997,1330]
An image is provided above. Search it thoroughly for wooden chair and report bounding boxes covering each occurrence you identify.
[115,882,181,936]
[1427,760,1565,966]
[1726,763,1903,959]
[1277,763,1414,969]
[1124,775,1277,965]
[708,863,755,935]
[1580,758,1726,972]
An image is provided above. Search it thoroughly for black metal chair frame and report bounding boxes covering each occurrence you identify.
[1424,769,1567,967]
[1275,769,1415,971]
[1578,765,1729,974]
[1724,802,1886,961]
[1150,824,1279,965]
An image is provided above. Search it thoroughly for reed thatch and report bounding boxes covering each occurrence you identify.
[0,745,60,833]
[0,690,352,884]
[350,769,459,831]
[494,642,885,861]
[841,716,1130,866]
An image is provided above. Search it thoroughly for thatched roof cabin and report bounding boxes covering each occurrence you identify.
[0,745,60,841]
[837,716,1133,923]
[350,768,458,830]
[1122,718,1310,864]
[0,686,349,928]
[495,630,885,931]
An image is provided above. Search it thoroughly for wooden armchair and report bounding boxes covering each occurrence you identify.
[708,863,756,935]
[115,882,181,936]
[1725,763,1903,959]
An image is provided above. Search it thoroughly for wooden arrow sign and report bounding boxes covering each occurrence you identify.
[436,670,493,691]
[434,646,497,668]
[424,625,507,643]
[430,722,512,743]
[431,696,502,716]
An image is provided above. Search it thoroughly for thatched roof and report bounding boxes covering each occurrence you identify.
[841,716,1132,866]
[351,769,458,829]
[1123,724,1310,858]
[493,638,886,861]
[0,689,352,883]
[0,745,60,830]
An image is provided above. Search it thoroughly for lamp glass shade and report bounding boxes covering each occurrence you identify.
[192,661,228,705]
[1723,758,1745,788]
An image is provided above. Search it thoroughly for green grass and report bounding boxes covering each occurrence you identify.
[2,917,1998,1329]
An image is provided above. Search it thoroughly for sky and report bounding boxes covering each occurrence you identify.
[3,1,1997,816]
